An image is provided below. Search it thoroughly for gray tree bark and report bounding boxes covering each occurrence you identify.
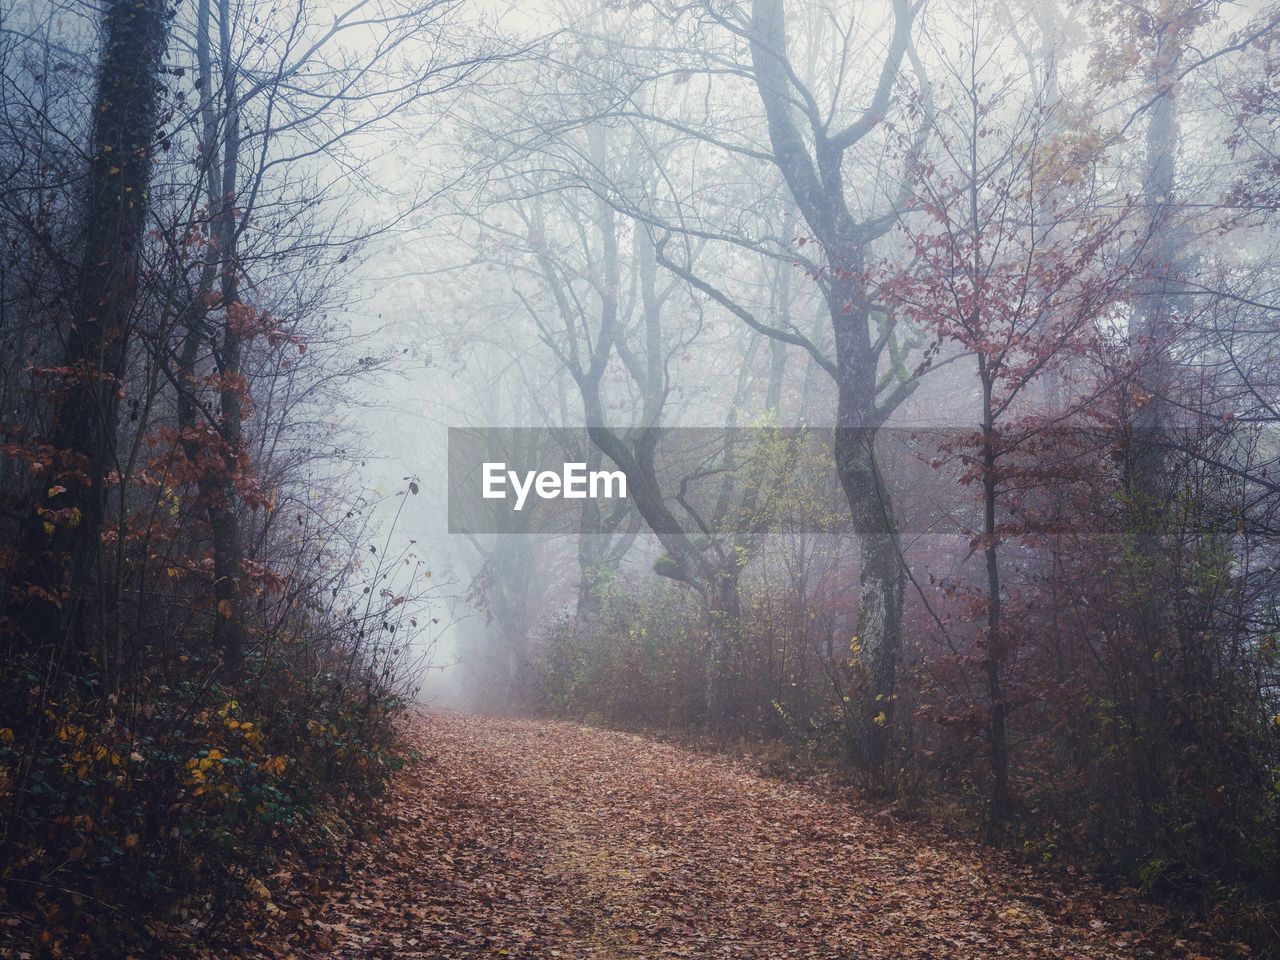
[9,0,170,654]
[748,0,915,778]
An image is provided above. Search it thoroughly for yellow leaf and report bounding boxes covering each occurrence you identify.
[217,599,233,619]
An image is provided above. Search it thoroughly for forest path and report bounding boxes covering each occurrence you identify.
[266,712,1214,959]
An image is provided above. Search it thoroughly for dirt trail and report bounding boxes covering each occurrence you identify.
[259,712,1218,959]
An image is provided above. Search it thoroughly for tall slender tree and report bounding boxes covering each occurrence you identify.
[7,0,171,655]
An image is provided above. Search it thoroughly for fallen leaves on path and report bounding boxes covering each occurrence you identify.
[247,712,1226,959]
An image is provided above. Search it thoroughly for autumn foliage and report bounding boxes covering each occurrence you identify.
[0,0,426,955]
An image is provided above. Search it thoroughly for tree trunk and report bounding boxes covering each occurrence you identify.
[827,259,906,782]
[747,0,914,782]
[704,568,742,731]
[1130,60,1180,504]
[1122,25,1188,821]
[834,423,905,777]
[207,0,245,668]
[981,365,1011,833]
[8,0,169,651]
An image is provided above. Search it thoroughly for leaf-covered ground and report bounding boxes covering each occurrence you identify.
[249,712,1226,959]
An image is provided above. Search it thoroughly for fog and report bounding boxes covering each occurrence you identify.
[317,0,1276,726]
[3,0,1277,931]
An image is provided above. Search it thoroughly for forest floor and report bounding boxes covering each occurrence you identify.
[241,711,1229,960]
